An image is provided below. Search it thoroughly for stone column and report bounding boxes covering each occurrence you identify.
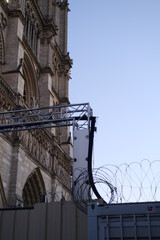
[8,139,20,206]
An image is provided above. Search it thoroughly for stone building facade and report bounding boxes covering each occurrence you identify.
[0,0,72,207]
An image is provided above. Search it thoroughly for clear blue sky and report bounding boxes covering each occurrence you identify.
[68,0,160,169]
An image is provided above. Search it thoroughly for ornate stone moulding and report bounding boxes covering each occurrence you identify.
[0,76,16,106]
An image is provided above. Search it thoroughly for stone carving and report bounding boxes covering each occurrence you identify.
[20,130,71,188]
[0,12,7,30]
[0,0,72,207]
[0,87,71,190]
[19,130,54,171]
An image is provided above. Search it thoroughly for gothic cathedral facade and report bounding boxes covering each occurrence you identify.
[0,0,72,207]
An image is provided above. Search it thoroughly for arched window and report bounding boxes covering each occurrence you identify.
[0,28,4,65]
[22,52,39,107]
[0,12,7,66]
[22,168,46,207]
[24,1,39,54]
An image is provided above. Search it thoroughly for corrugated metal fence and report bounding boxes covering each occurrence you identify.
[0,201,87,240]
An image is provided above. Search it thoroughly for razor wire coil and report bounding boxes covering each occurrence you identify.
[73,159,160,213]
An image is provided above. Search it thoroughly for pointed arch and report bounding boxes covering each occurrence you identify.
[22,168,46,207]
[0,28,4,65]
[22,52,39,107]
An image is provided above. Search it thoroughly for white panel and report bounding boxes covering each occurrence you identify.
[72,129,89,201]
[73,129,89,180]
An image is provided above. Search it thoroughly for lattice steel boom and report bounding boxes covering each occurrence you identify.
[0,102,102,207]
[0,103,93,133]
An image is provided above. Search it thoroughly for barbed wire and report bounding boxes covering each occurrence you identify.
[72,159,160,212]
[95,159,160,203]
[72,169,91,213]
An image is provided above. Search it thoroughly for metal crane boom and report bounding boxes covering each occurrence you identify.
[0,102,101,208]
[0,103,92,133]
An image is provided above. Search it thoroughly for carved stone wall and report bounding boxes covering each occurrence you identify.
[0,0,72,208]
